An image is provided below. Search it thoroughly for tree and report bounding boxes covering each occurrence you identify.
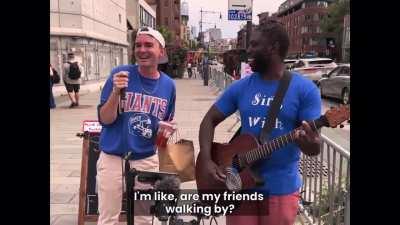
[321,0,349,34]
[320,0,350,60]
[157,25,173,45]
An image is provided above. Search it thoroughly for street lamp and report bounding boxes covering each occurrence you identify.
[198,9,222,86]
[199,8,222,46]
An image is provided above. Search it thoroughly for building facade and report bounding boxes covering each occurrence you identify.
[207,28,222,42]
[50,0,129,83]
[145,0,181,46]
[236,24,257,49]
[180,1,189,46]
[126,0,156,63]
[275,0,335,58]
[190,26,197,39]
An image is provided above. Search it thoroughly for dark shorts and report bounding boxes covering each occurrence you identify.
[65,83,80,93]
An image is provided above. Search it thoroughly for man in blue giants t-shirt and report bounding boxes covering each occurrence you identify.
[198,21,321,225]
[97,27,176,225]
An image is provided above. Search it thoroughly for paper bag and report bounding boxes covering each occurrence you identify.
[158,138,195,182]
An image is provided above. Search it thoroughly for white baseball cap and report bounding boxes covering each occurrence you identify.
[136,26,165,48]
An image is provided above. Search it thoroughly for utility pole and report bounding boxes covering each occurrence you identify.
[198,8,222,86]
[199,9,222,46]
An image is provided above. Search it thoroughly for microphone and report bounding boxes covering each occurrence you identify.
[152,176,181,221]
[154,175,181,195]
[119,71,129,112]
[121,87,126,100]
[120,87,126,113]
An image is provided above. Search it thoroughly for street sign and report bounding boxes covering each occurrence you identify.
[82,120,102,133]
[228,0,252,21]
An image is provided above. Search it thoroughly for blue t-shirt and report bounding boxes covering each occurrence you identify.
[215,72,321,195]
[98,65,176,160]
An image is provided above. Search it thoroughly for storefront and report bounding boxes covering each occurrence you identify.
[50,36,127,85]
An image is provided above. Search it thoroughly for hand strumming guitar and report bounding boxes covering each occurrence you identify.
[294,121,321,156]
[202,156,226,184]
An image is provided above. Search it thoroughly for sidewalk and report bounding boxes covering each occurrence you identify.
[50,75,237,225]
[52,79,107,98]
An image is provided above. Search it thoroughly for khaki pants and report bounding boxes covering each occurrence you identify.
[96,151,159,225]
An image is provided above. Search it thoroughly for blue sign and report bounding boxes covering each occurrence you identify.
[228,10,252,21]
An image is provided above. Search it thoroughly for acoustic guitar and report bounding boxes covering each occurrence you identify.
[196,105,350,192]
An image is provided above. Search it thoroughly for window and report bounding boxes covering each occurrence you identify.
[313,14,319,21]
[329,67,342,77]
[140,7,143,23]
[339,67,351,76]
[318,1,328,8]
[164,17,169,26]
[119,14,121,23]
[309,59,333,65]
[305,15,312,21]
[164,0,169,7]
[309,37,319,46]
[294,61,305,68]
[316,26,322,33]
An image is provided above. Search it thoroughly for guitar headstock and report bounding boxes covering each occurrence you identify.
[323,105,350,128]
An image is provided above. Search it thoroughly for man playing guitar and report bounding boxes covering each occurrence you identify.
[198,20,322,225]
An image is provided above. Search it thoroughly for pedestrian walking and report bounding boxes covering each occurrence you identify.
[63,53,82,108]
[50,64,59,109]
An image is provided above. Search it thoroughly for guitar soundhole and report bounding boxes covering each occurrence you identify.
[232,155,242,171]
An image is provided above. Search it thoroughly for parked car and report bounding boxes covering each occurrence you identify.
[318,64,350,104]
[284,59,298,70]
[292,58,337,83]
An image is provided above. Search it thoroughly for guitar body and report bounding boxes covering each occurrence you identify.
[196,133,263,191]
[195,105,350,196]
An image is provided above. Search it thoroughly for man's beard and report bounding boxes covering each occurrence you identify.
[250,52,273,74]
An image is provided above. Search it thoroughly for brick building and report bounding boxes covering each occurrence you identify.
[145,0,181,46]
[275,0,335,58]
[236,24,257,49]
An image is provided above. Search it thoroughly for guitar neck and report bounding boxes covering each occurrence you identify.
[241,116,327,165]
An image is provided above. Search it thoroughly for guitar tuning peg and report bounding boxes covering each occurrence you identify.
[340,124,344,128]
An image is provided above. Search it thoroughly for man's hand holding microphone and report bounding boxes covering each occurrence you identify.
[113,71,129,98]
[112,71,177,147]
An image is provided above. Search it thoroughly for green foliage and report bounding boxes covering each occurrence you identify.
[157,25,173,44]
[167,47,188,78]
[320,0,350,37]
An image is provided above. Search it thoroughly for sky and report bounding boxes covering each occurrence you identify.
[185,0,284,39]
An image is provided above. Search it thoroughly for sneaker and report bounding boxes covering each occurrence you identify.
[69,103,76,108]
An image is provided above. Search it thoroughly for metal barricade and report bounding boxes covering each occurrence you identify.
[299,134,350,225]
